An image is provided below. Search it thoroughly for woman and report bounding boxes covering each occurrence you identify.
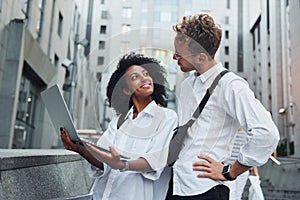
[60,53,178,200]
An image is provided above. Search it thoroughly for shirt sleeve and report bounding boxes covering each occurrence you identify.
[85,113,119,177]
[85,160,104,178]
[141,109,178,180]
[224,77,280,166]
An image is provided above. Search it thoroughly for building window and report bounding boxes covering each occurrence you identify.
[160,12,171,22]
[251,31,256,50]
[225,46,229,55]
[100,25,107,34]
[13,62,42,149]
[21,0,29,17]
[54,54,59,67]
[267,0,270,34]
[122,7,132,18]
[98,56,104,65]
[225,30,229,39]
[38,0,43,9]
[121,24,131,33]
[154,11,160,22]
[257,24,260,44]
[99,41,105,49]
[120,41,130,53]
[225,16,229,24]
[224,62,229,69]
[101,0,105,4]
[57,12,63,37]
[141,9,148,26]
[73,6,78,30]
[101,10,108,19]
[227,0,230,9]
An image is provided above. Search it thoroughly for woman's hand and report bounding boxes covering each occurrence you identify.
[85,144,125,170]
[60,127,84,154]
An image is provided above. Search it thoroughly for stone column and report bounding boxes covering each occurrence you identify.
[0,19,25,148]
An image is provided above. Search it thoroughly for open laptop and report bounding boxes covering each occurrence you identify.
[41,84,129,159]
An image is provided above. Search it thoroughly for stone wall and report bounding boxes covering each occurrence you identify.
[0,149,94,200]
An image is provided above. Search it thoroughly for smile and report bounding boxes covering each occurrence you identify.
[140,83,152,89]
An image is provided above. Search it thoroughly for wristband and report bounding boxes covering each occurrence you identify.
[119,160,130,172]
[222,164,236,181]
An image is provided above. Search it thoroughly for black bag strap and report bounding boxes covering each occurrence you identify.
[117,112,127,129]
[192,70,229,119]
[167,70,228,166]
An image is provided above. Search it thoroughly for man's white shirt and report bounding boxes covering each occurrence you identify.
[173,63,279,196]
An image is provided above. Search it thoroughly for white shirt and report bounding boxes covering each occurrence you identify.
[86,101,178,200]
[173,63,279,196]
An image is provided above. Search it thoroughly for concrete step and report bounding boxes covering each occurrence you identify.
[242,177,300,200]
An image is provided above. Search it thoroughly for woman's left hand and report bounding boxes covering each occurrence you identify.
[86,144,125,170]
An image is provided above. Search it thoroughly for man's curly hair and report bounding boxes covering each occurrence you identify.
[106,53,168,114]
[173,14,222,59]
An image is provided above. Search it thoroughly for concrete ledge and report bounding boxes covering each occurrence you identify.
[0,149,94,200]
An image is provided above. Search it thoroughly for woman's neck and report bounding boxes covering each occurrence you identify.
[132,97,152,119]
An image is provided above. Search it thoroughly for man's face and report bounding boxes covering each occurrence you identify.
[173,40,197,73]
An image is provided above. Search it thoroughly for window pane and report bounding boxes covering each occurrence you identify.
[160,12,171,22]
[121,24,131,33]
[122,7,132,18]
[99,41,105,49]
[120,41,130,53]
[100,25,107,34]
[225,46,229,55]
[101,10,108,19]
[58,12,63,37]
[225,30,229,39]
[98,56,104,65]
[224,62,229,69]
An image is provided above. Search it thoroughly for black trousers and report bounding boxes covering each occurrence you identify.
[166,184,229,200]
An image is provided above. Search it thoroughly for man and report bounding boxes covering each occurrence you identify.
[169,13,279,199]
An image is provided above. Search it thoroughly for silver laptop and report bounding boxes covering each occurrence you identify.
[41,84,129,159]
[41,84,80,142]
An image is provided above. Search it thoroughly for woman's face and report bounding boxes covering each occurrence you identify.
[124,65,154,99]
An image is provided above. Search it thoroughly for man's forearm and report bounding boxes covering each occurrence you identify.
[229,160,251,179]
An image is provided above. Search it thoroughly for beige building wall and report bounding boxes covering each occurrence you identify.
[89,0,240,129]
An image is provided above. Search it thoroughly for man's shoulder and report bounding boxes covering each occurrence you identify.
[219,71,248,87]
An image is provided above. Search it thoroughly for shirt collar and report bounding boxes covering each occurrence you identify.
[198,63,224,83]
[125,100,157,119]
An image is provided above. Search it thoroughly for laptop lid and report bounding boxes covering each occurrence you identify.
[41,84,80,142]
[41,84,130,159]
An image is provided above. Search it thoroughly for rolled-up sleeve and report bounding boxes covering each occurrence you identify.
[141,109,178,180]
[85,161,104,178]
[225,78,280,166]
[85,114,119,178]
